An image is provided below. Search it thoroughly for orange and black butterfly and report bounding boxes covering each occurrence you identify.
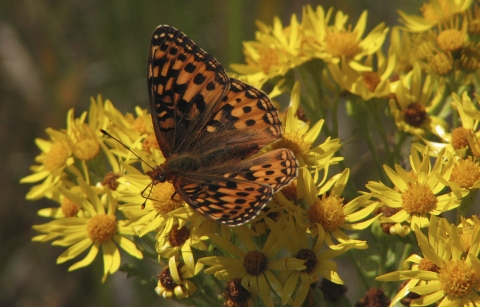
[146,25,298,226]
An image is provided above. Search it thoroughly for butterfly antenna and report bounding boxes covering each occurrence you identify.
[99,129,155,169]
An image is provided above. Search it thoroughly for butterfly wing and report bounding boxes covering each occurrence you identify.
[173,149,298,226]
[147,25,230,157]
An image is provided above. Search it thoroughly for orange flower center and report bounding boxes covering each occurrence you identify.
[450,157,480,188]
[439,260,477,297]
[428,52,452,75]
[451,127,471,150]
[325,30,361,58]
[150,182,184,213]
[61,197,80,217]
[142,133,160,153]
[86,214,116,243]
[401,182,437,214]
[363,71,381,92]
[168,225,190,247]
[307,194,345,231]
[44,141,70,171]
[418,257,440,272]
[437,29,464,52]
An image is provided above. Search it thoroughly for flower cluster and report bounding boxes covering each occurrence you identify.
[21,1,480,306]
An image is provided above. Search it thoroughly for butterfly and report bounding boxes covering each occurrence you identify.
[146,25,298,226]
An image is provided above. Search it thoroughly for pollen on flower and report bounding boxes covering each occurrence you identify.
[61,197,80,217]
[420,0,451,22]
[86,214,117,244]
[44,141,70,171]
[325,30,361,58]
[401,182,437,214]
[362,71,381,92]
[69,124,100,161]
[437,29,464,52]
[438,260,477,297]
[224,279,251,307]
[150,182,184,213]
[168,225,190,247]
[428,52,452,75]
[243,250,268,276]
[295,249,317,273]
[142,133,160,153]
[450,157,480,188]
[451,127,471,150]
[307,194,345,231]
[418,257,440,272]
[403,103,427,127]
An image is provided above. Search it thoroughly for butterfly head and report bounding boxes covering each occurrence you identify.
[146,165,167,185]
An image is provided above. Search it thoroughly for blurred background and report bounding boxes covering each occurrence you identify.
[1,1,424,306]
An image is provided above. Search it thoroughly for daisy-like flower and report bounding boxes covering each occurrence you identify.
[328,48,396,101]
[398,0,473,32]
[390,27,417,74]
[231,15,307,88]
[367,145,463,229]
[389,63,448,136]
[155,256,202,299]
[271,82,342,169]
[301,5,388,68]
[423,92,479,157]
[293,168,379,249]
[280,220,354,307]
[32,177,143,282]
[199,222,306,307]
[20,127,74,200]
[377,215,480,307]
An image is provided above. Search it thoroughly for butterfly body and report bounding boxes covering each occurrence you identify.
[147,25,298,226]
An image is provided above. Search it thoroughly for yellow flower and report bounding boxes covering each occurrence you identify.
[377,216,480,307]
[231,15,307,87]
[32,178,142,282]
[367,146,462,229]
[328,49,396,100]
[302,5,388,67]
[20,128,74,200]
[390,27,417,74]
[398,0,473,32]
[280,220,353,307]
[155,256,202,299]
[294,168,379,249]
[272,82,342,169]
[389,63,448,136]
[199,223,306,307]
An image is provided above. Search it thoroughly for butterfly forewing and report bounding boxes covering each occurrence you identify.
[148,25,230,157]
[147,25,299,226]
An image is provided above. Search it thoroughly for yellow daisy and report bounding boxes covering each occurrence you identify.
[32,178,142,282]
[301,5,389,67]
[155,256,202,299]
[199,223,306,307]
[367,146,463,229]
[377,216,480,306]
[389,63,448,136]
[20,127,74,200]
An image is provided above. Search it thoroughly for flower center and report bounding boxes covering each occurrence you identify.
[243,250,268,276]
[151,182,184,213]
[224,279,250,306]
[61,197,80,217]
[274,131,311,162]
[428,52,452,75]
[70,124,100,161]
[460,43,480,71]
[420,0,451,22]
[450,157,480,188]
[168,225,190,247]
[158,266,178,290]
[86,214,116,244]
[451,127,471,150]
[439,260,477,297]
[437,29,464,52]
[325,30,361,58]
[401,182,437,214]
[44,141,70,171]
[362,71,381,92]
[307,194,345,231]
[142,133,160,154]
[102,172,121,191]
[295,249,318,273]
[403,103,427,127]
[418,257,440,272]
[132,116,147,134]
[257,46,280,73]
